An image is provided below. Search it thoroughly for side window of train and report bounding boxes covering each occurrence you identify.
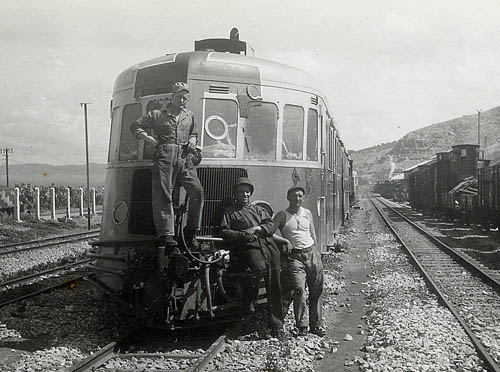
[307,108,318,161]
[119,103,142,161]
[328,127,334,170]
[108,107,120,162]
[244,102,278,161]
[282,105,304,160]
[202,98,238,158]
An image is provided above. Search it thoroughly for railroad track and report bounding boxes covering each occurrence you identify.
[69,318,246,372]
[0,259,92,308]
[372,197,500,371]
[0,229,100,256]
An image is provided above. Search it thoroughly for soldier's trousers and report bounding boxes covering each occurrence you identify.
[152,144,204,237]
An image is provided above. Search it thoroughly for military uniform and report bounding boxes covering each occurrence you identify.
[221,200,284,332]
[130,96,204,240]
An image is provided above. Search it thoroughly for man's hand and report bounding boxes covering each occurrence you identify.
[245,226,261,235]
[188,136,197,149]
[140,133,158,146]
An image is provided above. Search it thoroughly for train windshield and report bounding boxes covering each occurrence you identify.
[202,98,238,158]
[243,102,277,161]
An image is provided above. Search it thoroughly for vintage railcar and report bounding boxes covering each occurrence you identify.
[88,30,352,328]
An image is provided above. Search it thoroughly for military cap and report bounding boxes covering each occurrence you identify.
[234,177,254,195]
[172,82,189,94]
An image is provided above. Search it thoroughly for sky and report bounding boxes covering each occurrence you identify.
[1,0,500,165]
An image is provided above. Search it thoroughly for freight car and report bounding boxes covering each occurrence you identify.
[87,29,353,329]
[406,144,481,223]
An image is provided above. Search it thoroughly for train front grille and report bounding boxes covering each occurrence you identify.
[197,167,247,236]
[128,167,247,236]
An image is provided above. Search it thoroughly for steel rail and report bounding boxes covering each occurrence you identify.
[69,340,119,372]
[0,231,100,257]
[0,229,100,249]
[0,259,92,288]
[0,273,89,308]
[371,197,500,372]
[378,197,500,292]
[68,315,249,372]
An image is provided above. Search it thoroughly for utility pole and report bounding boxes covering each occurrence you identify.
[80,103,91,230]
[477,109,481,148]
[5,148,9,187]
[1,147,13,187]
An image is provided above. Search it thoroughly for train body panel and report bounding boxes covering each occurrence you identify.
[91,33,352,327]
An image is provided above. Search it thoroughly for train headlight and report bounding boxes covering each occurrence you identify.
[246,85,261,100]
[113,201,128,224]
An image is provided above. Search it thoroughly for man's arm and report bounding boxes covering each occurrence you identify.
[130,111,159,146]
[220,211,256,243]
[187,112,198,148]
[306,209,318,245]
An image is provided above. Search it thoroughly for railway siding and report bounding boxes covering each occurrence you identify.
[374,197,500,370]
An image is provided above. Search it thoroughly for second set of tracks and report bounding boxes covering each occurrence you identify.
[372,197,500,371]
[0,230,99,308]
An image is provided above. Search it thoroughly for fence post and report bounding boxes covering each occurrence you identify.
[91,188,96,214]
[50,187,56,220]
[66,187,71,219]
[79,187,84,216]
[14,187,21,222]
[35,187,41,220]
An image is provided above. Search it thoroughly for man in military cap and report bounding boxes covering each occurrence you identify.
[130,82,204,249]
[269,185,326,337]
[220,177,284,337]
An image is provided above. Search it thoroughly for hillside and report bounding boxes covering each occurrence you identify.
[350,105,500,184]
[0,163,106,187]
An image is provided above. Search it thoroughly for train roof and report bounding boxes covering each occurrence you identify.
[114,51,328,103]
[402,156,437,174]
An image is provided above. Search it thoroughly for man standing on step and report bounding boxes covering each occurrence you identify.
[130,82,204,250]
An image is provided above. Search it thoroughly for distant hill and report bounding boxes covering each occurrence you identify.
[350,105,500,185]
[0,163,106,187]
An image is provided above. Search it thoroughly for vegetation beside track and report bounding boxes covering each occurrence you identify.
[0,215,101,245]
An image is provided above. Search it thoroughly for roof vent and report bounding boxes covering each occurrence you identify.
[209,85,230,94]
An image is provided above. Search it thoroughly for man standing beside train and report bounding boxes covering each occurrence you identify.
[130,82,204,250]
[220,177,284,338]
[269,185,326,337]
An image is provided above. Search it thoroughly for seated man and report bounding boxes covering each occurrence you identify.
[269,185,326,337]
[220,177,284,336]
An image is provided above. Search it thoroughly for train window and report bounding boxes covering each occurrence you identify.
[202,99,238,158]
[108,107,120,162]
[143,99,168,160]
[461,149,467,158]
[307,109,318,161]
[119,103,142,161]
[244,102,277,161]
[282,105,304,160]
